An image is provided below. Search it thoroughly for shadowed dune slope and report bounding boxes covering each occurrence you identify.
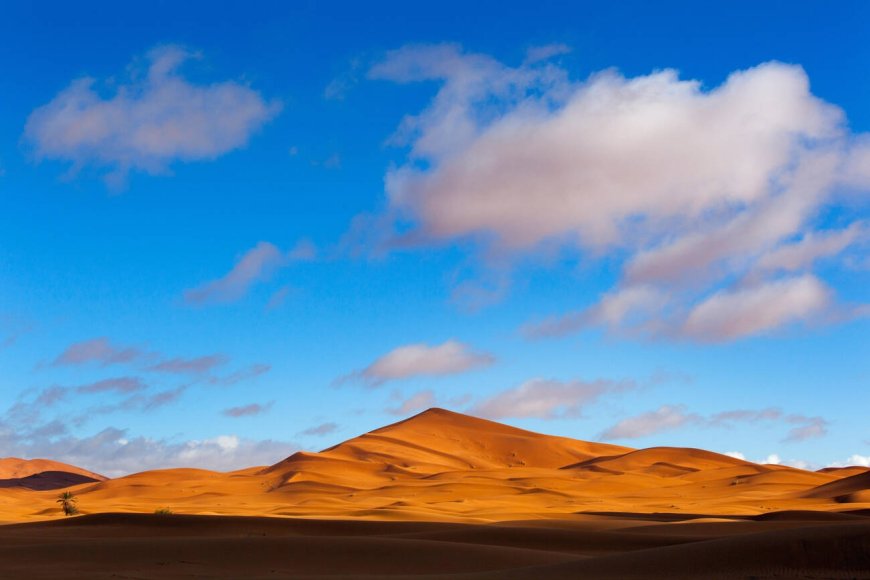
[0,513,867,579]
[803,470,870,503]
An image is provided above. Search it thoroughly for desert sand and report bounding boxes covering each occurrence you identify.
[1,408,868,578]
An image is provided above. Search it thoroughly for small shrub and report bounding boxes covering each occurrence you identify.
[154,508,174,515]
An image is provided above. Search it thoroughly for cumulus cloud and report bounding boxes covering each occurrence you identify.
[370,44,870,340]
[297,422,339,437]
[184,240,315,305]
[51,337,144,367]
[24,44,280,187]
[829,454,870,468]
[600,404,829,441]
[222,402,272,418]
[470,378,634,420]
[341,340,495,387]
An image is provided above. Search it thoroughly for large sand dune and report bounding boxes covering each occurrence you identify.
[1,408,868,577]
[2,408,868,522]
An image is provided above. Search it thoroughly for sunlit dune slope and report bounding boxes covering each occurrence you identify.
[264,408,632,485]
[1,408,868,523]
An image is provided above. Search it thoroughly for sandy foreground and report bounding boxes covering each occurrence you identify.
[1,408,869,578]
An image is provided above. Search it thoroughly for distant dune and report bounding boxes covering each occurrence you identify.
[0,458,106,491]
[1,409,868,577]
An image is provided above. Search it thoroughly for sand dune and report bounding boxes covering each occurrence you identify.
[1,408,868,577]
[0,458,106,491]
[0,457,106,481]
[803,470,870,503]
[1,408,868,522]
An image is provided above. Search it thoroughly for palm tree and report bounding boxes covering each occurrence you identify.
[56,491,78,516]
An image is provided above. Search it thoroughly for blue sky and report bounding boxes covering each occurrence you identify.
[1,1,869,476]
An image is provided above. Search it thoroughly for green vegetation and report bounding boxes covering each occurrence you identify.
[56,491,78,516]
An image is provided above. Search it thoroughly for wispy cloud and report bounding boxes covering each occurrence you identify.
[223,402,273,418]
[387,390,436,416]
[24,44,280,188]
[470,378,634,420]
[297,422,338,436]
[208,363,271,386]
[600,405,829,442]
[76,377,147,395]
[600,405,702,439]
[523,43,571,64]
[0,314,33,351]
[51,337,144,367]
[148,354,228,374]
[184,240,315,305]
[783,414,830,442]
[339,340,495,387]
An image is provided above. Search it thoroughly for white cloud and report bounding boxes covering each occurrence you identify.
[829,454,870,468]
[755,222,867,273]
[724,451,746,460]
[342,340,495,387]
[371,44,870,340]
[470,377,634,420]
[184,240,315,305]
[681,275,832,341]
[24,45,280,187]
